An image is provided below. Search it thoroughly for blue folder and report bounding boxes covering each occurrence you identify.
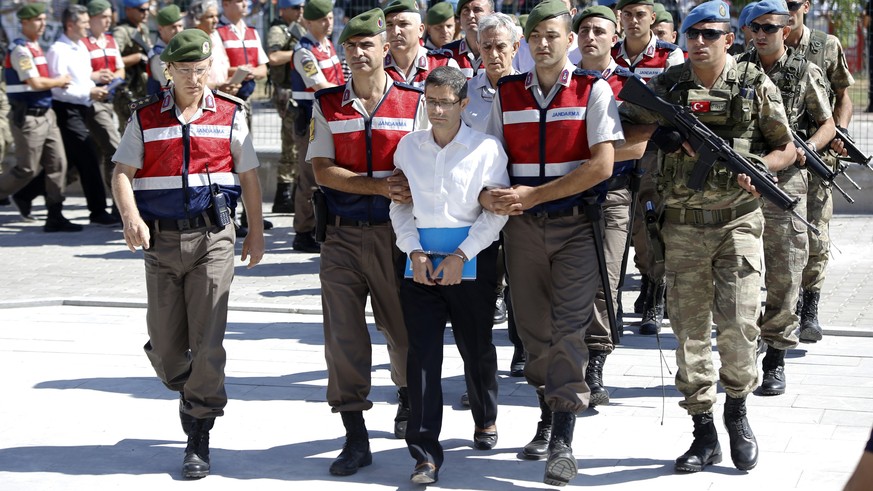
[404,227,477,281]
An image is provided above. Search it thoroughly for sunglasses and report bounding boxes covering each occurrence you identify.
[137,7,149,13]
[749,22,785,34]
[685,28,728,41]
[786,1,806,11]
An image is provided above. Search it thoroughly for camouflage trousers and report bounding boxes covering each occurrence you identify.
[662,208,763,415]
[586,188,631,353]
[802,173,833,293]
[760,166,807,350]
[273,88,298,185]
[631,150,663,279]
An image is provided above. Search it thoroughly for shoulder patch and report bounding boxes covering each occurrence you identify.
[314,84,344,99]
[654,39,680,52]
[392,81,424,93]
[426,48,452,58]
[573,68,603,79]
[17,56,33,72]
[302,59,318,77]
[614,66,637,79]
[496,73,526,87]
[128,93,160,112]
[214,90,245,106]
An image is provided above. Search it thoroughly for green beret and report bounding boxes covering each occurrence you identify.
[304,0,333,20]
[157,5,183,26]
[517,14,529,28]
[426,1,454,25]
[572,5,617,33]
[652,2,666,12]
[339,8,386,44]
[87,0,112,16]
[383,0,418,16]
[616,0,654,10]
[17,3,46,20]
[654,9,673,24]
[455,0,474,15]
[160,29,212,63]
[523,0,569,40]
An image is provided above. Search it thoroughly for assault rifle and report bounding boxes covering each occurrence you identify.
[834,127,873,171]
[793,132,860,204]
[618,76,819,235]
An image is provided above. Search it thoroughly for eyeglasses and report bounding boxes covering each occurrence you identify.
[685,28,728,41]
[786,1,806,11]
[749,22,785,34]
[137,7,150,13]
[425,98,461,110]
[171,66,210,77]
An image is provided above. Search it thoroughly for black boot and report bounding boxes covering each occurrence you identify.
[293,231,321,253]
[178,392,196,435]
[760,346,787,396]
[395,387,410,439]
[634,275,649,314]
[182,417,214,479]
[44,204,83,232]
[640,278,665,335]
[330,411,372,476]
[799,290,823,343]
[523,390,552,460]
[271,182,295,213]
[724,396,758,471]
[675,413,722,472]
[586,350,609,407]
[543,411,577,486]
[509,346,525,377]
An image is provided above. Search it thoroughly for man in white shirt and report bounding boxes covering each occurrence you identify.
[391,65,508,485]
[48,4,117,225]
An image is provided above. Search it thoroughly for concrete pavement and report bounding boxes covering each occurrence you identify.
[0,198,872,490]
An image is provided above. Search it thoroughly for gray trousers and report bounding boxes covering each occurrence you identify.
[0,110,66,205]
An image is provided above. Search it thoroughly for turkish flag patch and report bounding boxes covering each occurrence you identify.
[690,101,711,112]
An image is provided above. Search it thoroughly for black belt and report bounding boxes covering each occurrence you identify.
[606,175,630,191]
[25,107,49,116]
[147,211,213,231]
[530,205,584,219]
[327,213,389,227]
[663,200,760,226]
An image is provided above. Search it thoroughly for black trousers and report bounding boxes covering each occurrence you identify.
[402,241,500,470]
[53,100,107,216]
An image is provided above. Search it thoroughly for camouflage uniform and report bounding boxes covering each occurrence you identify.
[267,17,306,187]
[738,48,831,350]
[620,57,793,414]
[112,21,152,132]
[794,26,854,294]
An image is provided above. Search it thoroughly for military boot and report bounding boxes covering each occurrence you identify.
[799,290,823,343]
[182,417,214,479]
[271,182,295,213]
[633,275,650,314]
[523,390,552,460]
[543,411,577,486]
[724,395,758,471]
[674,413,722,472]
[178,392,196,435]
[760,346,787,396]
[639,278,665,335]
[395,387,410,439]
[44,204,83,232]
[330,411,372,476]
[586,350,609,407]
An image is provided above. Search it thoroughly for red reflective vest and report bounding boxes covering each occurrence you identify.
[384,48,452,88]
[81,35,121,72]
[315,82,423,222]
[498,69,597,214]
[4,39,51,107]
[133,90,242,220]
[217,24,261,67]
[442,38,481,79]
[611,38,679,82]
[290,36,344,103]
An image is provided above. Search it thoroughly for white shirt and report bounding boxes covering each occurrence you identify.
[485,59,625,148]
[391,123,509,260]
[462,69,518,133]
[513,34,582,74]
[47,34,96,106]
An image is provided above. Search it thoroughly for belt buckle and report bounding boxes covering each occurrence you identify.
[177,218,191,230]
[701,210,715,225]
[359,220,371,227]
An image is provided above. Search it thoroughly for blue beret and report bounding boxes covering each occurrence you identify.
[278,0,305,8]
[738,2,758,27]
[598,0,617,6]
[745,0,789,23]
[680,0,730,34]
[123,0,148,7]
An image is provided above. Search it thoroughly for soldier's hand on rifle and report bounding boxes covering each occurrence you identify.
[795,147,807,167]
[830,136,847,157]
[737,173,762,198]
[479,187,523,215]
[387,169,412,204]
[651,127,684,154]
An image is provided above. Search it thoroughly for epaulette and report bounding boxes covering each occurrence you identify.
[654,39,680,52]
[214,90,244,106]
[426,48,452,58]
[11,38,26,48]
[573,68,603,79]
[496,73,526,87]
[613,66,637,79]
[128,93,160,112]
[314,85,344,99]
[441,39,462,54]
[392,81,424,93]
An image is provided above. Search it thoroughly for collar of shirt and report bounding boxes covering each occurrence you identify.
[385,45,430,73]
[764,49,791,76]
[421,121,474,150]
[57,34,81,50]
[88,34,108,48]
[470,68,518,101]
[798,25,811,50]
[524,59,576,90]
[340,76,392,117]
[160,89,219,118]
[617,32,658,62]
[598,59,620,79]
[302,33,330,54]
[687,55,737,88]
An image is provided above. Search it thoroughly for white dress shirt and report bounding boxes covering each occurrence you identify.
[462,69,519,133]
[47,34,96,106]
[390,123,510,260]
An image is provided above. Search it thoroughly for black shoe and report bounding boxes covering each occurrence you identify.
[330,411,372,476]
[639,278,665,335]
[410,462,438,484]
[724,396,758,471]
[272,182,295,214]
[509,346,525,378]
[293,231,321,253]
[799,290,823,343]
[263,218,274,230]
[44,213,83,232]
[523,391,551,460]
[0,197,9,206]
[544,412,577,486]
[12,195,35,221]
[760,346,786,396]
[494,293,507,323]
[473,426,498,450]
[90,211,121,226]
[675,413,722,473]
[586,350,610,407]
[395,387,410,439]
[182,417,214,479]
[634,275,650,314]
[460,391,470,407]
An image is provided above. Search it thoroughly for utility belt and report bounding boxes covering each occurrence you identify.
[11,102,49,116]
[528,205,585,219]
[326,212,390,227]
[663,200,760,226]
[146,206,227,232]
